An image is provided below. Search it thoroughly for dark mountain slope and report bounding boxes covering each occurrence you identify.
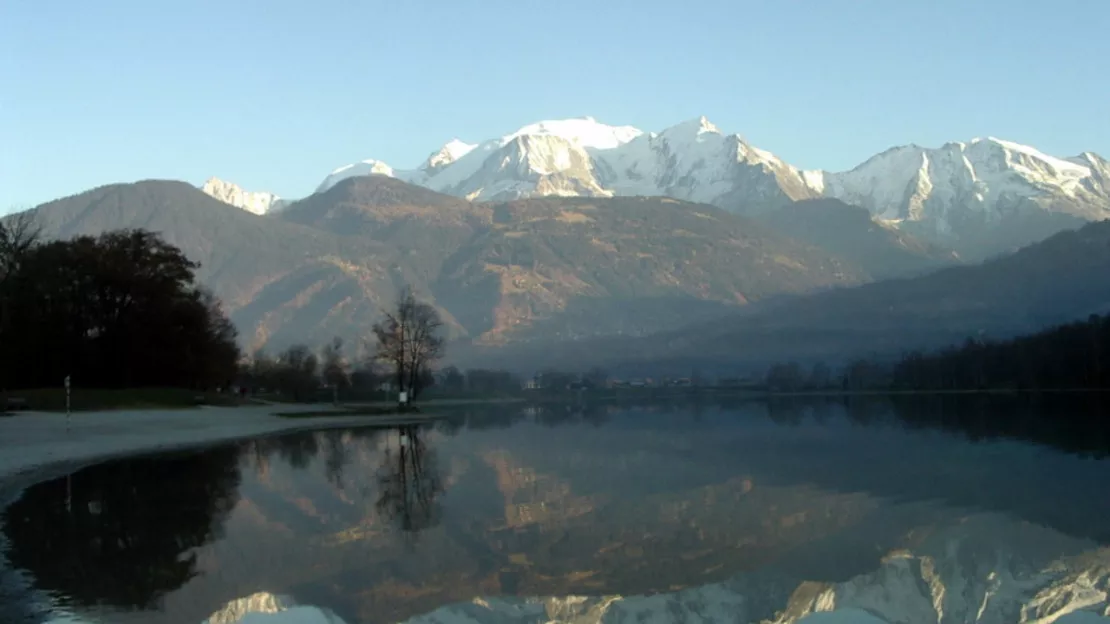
[278,175,490,281]
[16,177,876,354]
[433,196,868,342]
[756,198,960,280]
[456,219,1110,374]
[20,180,411,351]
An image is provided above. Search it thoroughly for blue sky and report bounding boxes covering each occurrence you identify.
[2,0,1108,212]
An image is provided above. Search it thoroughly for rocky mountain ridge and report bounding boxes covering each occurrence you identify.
[206,116,1109,259]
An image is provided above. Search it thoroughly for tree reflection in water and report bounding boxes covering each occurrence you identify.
[1,445,242,612]
[374,424,443,544]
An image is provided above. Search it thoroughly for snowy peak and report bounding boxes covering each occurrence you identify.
[312,117,1109,256]
[1070,151,1110,169]
[421,139,477,174]
[396,514,1110,624]
[316,159,421,193]
[201,178,285,215]
[438,133,607,201]
[501,116,643,149]
[316,114,813,206]
[660,115,721,139]
[820,137,1110,243]
[966,137,1092,186]
[203,591,346,623]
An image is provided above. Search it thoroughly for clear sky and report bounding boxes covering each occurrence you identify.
[2,0,1108,212]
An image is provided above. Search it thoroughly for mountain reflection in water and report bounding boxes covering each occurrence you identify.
[2,394,1110,624]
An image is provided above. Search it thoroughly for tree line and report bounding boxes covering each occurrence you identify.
[0,216,463,401]
[240,343,530,402]
[763,313,1110,392]
[891,314,1110,390]
[0,217,240,390]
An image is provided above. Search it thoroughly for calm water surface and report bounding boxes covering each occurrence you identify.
[3,396,1110,624]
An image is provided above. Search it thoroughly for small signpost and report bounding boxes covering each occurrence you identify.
[64,375,71,433]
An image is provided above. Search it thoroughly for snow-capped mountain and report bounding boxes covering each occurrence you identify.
[815,139,1110,248]
[317,116,818,210]
[190,514,1110,623]
[201,178,287,215]
[317,117,1110,257]
[202,591,344,623]
[390,513,1109,624]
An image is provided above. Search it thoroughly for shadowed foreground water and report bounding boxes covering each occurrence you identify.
[3,394,1110,623]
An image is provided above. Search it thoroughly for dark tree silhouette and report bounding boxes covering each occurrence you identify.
[0,213,40,394]
[1,445,242,611]
[0,228,239,389]
[321,337,350,392]
[438,365,466,393]
[890,314,1110,391]
[761,314,1110,394]
[371,287,444,404]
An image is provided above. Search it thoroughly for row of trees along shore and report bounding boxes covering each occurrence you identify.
[241,344,529,403]
[9,216,1110,400]
[0,219,461,401]
[240,287,453,403]
[764,313,1110,392]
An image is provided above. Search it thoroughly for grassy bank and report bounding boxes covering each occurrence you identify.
[1,387,244,412]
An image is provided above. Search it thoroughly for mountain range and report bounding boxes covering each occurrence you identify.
[207,116,1110,260]
[14,170,1109,373]
[20,177,917,357]
[8,114,1109,372]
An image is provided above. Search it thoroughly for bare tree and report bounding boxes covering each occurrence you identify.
[0,212,40,282]
[321,336,350,390]
[374,425,443,544]
[0,212,40,393]
[276,344,319,401]
[371,287,444,405]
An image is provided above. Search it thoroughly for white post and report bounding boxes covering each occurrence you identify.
[64,375,71,433]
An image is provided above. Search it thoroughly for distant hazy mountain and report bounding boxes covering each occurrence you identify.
[306,116,1109,259]
[19,180,408,352]
[465,217,1110,374]
[280,176,868,345]
[755,198,959,280]
[15,177,869,353]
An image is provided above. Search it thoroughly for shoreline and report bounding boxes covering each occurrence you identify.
[0,404,434,624]
[0,404,435,507]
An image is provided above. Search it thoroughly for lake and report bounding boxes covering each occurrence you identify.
[3,395,1110,624]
